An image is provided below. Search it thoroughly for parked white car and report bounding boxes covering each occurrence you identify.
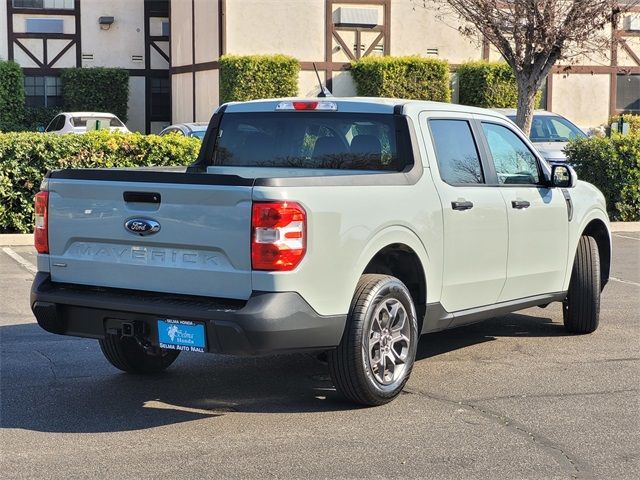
[44,112,130,134]
[494,109,587,163]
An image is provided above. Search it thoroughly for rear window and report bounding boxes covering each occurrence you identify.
[210,112,409,171]
[71,116,124,128]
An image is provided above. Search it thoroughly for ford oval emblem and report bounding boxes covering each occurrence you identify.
[124,218,161,236]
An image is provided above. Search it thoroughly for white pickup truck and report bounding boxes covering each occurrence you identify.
[31,98,611,406]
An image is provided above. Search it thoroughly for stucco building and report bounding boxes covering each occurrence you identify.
[2,0,640,132]
[169,0,640,129]
[1,0,170,132]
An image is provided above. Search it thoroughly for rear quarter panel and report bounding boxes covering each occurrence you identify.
[251,177,443,316]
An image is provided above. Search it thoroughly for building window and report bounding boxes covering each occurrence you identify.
[25,76,62,107]
[617,74,640,112]
[13,0,74,9]
[25,18,64,33]
[150,77,170,119]
[161,20,170,37]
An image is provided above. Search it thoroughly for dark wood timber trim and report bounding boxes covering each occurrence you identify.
[362,31,384,58]
[151,41,170,63]
[325,0,333,91]
[610,12,619,117]
[325,0,391,91]
[12,32,75,40]
[47,39,75,67]
[383,0,390,55]
[6,0,13,61]
[74,0,81,66]
[7,0,81,66]
[14,39,44,67]
[546,74,554,111]
[191,0,196,122]
[11,7,76,15]
[144,0,151,133]
[332,30,356,61]
[168,0,173,125]
[551,65,640,75]
[143,0,171,133]
[619,38,640,67]
[171,61,220,74]
[219,0,226,58]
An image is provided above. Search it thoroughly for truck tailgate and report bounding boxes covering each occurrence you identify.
[46,171,253,300]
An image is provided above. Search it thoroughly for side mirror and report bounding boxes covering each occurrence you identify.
[551,164,577,188]
[36,126,45,133]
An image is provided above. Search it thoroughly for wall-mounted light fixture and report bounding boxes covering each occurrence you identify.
[98,16,114,30]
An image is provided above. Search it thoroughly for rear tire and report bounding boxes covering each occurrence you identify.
[99,335,180,373]
[328,274,418,406]
[563,236,601,334]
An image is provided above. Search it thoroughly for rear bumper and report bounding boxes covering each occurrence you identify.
[30,273,346,355]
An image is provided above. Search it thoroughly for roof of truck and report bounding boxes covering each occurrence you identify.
[223,97,509,120]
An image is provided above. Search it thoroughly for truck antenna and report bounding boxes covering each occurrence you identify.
[313,62,332,98]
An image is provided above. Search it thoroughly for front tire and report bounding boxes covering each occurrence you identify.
[99,335,180,373]
[563,235,601,334]
[328,274,419,406]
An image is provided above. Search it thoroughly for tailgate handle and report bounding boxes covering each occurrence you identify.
[123,191,161,204]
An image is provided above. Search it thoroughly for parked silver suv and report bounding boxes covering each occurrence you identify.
[494,109,587,162]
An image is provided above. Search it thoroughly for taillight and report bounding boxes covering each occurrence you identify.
[34,191,49,254]
[251,201,306,271]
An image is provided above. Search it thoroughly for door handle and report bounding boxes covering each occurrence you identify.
[511,200,531,209]
[123,191,161,204]
[451,200,474,211]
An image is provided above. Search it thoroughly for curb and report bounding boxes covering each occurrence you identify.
[0,234,33,246]
[611,222,640,233]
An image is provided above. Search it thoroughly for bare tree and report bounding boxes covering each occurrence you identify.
[416,1,637,135]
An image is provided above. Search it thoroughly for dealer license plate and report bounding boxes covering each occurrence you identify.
[157,319,206,352]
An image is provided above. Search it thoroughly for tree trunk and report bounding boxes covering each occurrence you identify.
[514,77,539,136]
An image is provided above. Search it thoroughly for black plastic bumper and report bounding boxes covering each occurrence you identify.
[30,273,346,355]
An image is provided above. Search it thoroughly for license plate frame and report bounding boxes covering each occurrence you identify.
[157,319,206,353]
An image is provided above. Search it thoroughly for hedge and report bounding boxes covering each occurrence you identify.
[565,133,640,221]
[608,114,640,136]
[219,54,299,104]
[350,56,451,102]
[61,68,130,122]
[0,131,201,233]
[0,60,26,131]
[457,61,541,108]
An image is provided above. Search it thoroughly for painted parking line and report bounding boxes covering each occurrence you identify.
[1,247,37,275]
[613,233,640,241]
[610,276,640,287]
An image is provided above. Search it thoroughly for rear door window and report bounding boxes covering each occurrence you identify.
[211,112,408,171]
[428,119,484,184]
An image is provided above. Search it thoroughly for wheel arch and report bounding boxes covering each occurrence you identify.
[357,233,429,332]
[581,218,611,289]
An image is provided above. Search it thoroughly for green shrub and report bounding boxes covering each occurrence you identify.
[219,54,299,104]
[457,61,542,108]
[22,106,62,131]
[61,68,129,122]
[565,133,640,221]
[607,114,640,136]
[0,131,201,233]
[350,56,451,102]
[0,60,25,131]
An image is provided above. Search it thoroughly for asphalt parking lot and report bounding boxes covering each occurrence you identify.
[1,234,638,479]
